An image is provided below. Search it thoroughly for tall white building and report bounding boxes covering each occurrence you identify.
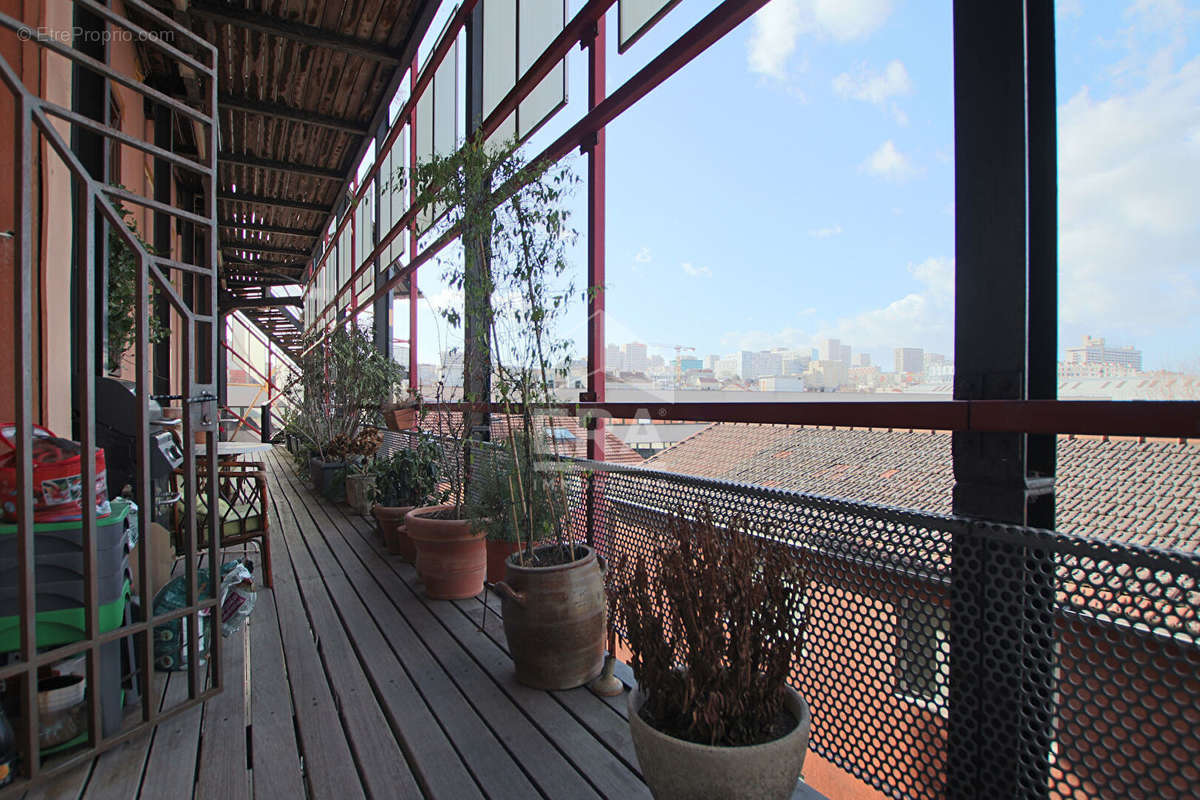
[820,338,841,362]
[894,347,924,375]
[1064,336,1142,372]
[622,342,649,373]
[606,344,622,371]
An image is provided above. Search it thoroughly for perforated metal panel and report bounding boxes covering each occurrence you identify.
[383,428,1200,800]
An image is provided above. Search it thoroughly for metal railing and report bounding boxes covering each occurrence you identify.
[380,426,1200,800]
[0,2,224,789]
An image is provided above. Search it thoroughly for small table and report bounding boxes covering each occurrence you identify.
[193,441,275,461]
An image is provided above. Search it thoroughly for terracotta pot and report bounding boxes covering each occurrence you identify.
[485,539,521,584]
[627,684,811,800]
[373,505,416,560]
[382,406,418,432]
[405,505,486,600]
[493,544,606,690]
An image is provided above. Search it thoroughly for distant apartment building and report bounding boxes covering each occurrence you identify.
[858,353,871,367]
[807,359,849,391]
[895,347,924,375]
[622,342,649,373]
[1064,335,1142,372]
[606,344,622,371]
[714,355,739,380]
[704,354,720,371]
[758,375,806,392]
[820,338,842,362]
[678,356,703,372]
[924,353,947,369]
[782,353,812,375]
[839,344,852,364]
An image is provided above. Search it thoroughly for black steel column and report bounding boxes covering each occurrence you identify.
[949,2,1058,798]
[152,103,172,396]
[373,118,393,360]
[462,4,490,439]
[70,3,107,407]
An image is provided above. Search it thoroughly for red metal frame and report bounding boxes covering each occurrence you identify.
[586,12,606,463]
[433,399,1200,439]
[409,55,420,391]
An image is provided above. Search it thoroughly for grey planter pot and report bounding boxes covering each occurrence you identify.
[345,474,373,515]
[309,457,347,503]
[627,684,811,800]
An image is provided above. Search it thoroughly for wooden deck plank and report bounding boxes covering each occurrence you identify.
[137,669,205,799]
[266,452,546,800]
[194,623,250,800]
[247,590,306,800]
[339,507,641,766]
[78,670,170,800]
[268,452,611,800]
[262,487,367,800]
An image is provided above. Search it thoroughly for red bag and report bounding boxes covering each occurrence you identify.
[0,424,110,523]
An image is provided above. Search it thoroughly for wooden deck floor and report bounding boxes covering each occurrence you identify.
[21,447,652,800]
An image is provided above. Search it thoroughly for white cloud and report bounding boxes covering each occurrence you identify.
[819,257,955,353]
[634,247,652,263]
[1057,52,1200,336]
[832,59,911,104]
[807,224,843,238]
[681,262,712,278]
[748,0,894,78]
[859,140,918,181]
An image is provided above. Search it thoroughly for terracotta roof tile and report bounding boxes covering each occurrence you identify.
[643,425,1200,551]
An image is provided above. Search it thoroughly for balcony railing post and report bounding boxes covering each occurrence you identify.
[950,1,1058,797]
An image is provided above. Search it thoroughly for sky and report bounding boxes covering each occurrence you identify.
[403,0,1200,373]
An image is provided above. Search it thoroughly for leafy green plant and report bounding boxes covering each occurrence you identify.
[280,325,404,462]
[411,139,582,554]
[367,437,448,508]
[106,195,168,373]
[466,434,565,543]
[608,507,809,747]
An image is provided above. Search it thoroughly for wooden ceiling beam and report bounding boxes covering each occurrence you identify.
[218,191,330,214]
[219,220,320,238]
[220,151,345,181]
[221,240,312,258]
[218,93,370,136]
[188,3,401,65]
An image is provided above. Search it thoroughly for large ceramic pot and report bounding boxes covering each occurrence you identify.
[345,474,373,515]
[627,684,811,800]
[309,457,347,502]
[373,504,416,560]
[493,544,605,690]
[485,539,520,584]
[405,505,486,600]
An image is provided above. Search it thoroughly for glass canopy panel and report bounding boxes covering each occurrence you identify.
[618,0,681,52]
[516,0,567,140]
[483,0,518,147]
[415,79,435,233]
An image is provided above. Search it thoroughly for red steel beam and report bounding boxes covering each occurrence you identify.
[586,13,606,463]
[350,0,770,331]
[430,400,1200,438]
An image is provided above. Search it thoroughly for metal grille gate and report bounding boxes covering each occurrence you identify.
[0,1,223,788]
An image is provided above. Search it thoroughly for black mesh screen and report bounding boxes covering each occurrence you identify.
[384,429,1200,800]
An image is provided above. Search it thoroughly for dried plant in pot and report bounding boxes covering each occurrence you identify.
[608,507,812,800]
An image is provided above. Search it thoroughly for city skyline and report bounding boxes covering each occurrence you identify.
[404,1,1199,374]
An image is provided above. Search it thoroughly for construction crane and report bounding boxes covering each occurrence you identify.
[648,343,697,385]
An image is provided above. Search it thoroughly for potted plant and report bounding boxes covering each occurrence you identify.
[368,436,447,560]
[608,508,812,800]
[467,434,554,584]
[382,387,423,432]
[345,459,374,515]
[403,381,490,599]
[410,137,605,686]
[280,325,401,502]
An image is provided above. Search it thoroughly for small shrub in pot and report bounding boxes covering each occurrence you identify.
[609,507,812,800]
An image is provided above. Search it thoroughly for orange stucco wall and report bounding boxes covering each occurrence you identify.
[0,0,160,433]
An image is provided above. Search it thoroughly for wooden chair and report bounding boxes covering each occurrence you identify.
[170,461,273,587]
